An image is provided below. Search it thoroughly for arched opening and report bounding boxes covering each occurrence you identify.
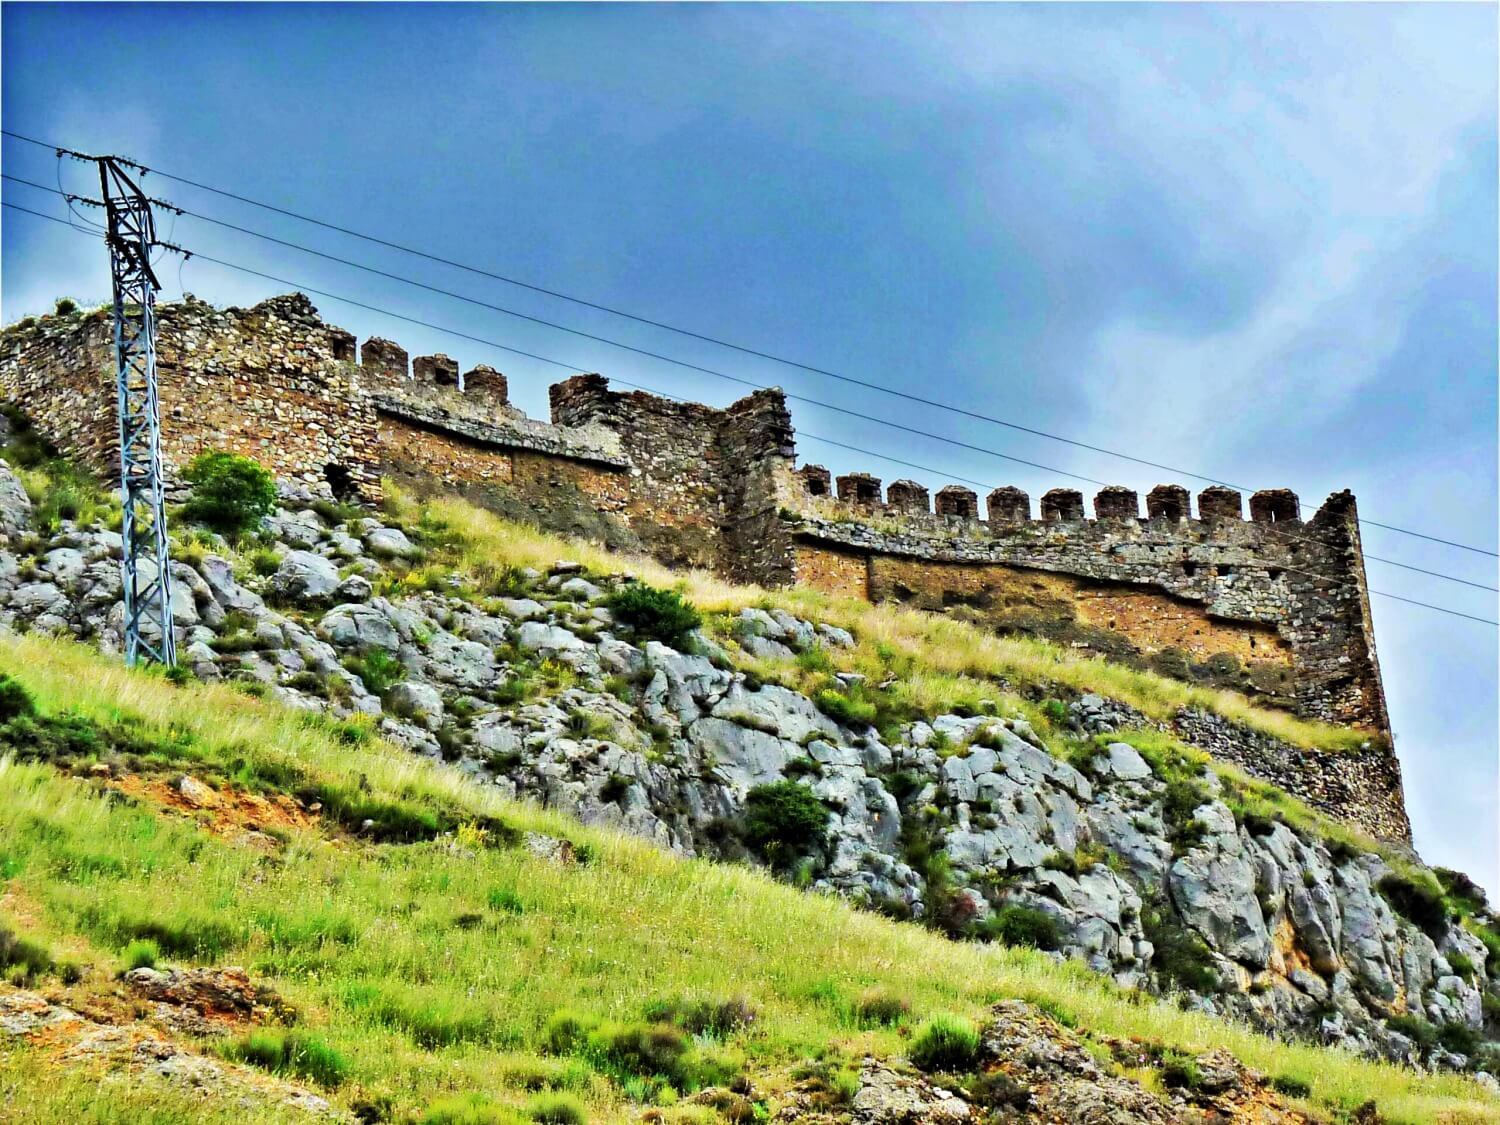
[324,462,356,501]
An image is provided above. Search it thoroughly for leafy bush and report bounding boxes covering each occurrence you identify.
[605,584,701,648]
[908,1014,980,1073]
[53,297,78,316]
[0,926,54,984]
[182,451,278,537]
[420,1095,528,1125]
[742,781,829,866]
[980,904,1061,951]
[1448,952,1476,977]
[225,1028,349,1087]
[643,996,756,1038]
[1386,1013,1436,1049]
[121,937,160,970]
[1436,867,1489,915]
[1377,872,1450,941]
[1142,902,1219,994]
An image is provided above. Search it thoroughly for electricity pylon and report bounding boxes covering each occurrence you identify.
[97,156,175,667]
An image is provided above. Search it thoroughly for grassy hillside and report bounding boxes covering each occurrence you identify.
[0,633,1493,1124]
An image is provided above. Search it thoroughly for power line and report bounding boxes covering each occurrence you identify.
[2,126,1493,562]
[7,170,1494,597]
[6,198,1494,627]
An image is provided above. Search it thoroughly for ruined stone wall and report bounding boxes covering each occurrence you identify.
[783,477,1388,737]
[548,374,794,576]
[0,295,382,502]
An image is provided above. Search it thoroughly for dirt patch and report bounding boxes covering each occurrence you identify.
[110,773,319,847]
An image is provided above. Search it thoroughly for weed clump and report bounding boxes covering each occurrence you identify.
[121,937,161,971]
[182,451,278,537]
[1377,872,1450,941]
[225,1028,349,1087]
[605,584,701,648]
[908,1013,980,1073]
[527,1093,586,1124]
[852,988,910,1027]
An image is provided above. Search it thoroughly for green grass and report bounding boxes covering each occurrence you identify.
[0,634,1492,1123]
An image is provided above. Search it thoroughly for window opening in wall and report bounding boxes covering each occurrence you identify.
[1182,561,1198,577]
[1269,569,1283,581]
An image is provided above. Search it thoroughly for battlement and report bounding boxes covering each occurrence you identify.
[789,468,1311,529]
[0,292,1404,840]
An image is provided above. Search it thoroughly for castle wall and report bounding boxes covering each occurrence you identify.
[784,484,1389,738]
[0,292,1405,840]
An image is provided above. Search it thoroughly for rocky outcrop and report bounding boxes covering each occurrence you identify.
[0,473,1492,1075]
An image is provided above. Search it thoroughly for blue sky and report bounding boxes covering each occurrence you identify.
[3,3,1496,892]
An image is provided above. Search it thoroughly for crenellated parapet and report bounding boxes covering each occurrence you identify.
[788,464,1306,532]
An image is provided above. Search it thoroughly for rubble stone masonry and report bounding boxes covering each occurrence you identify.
[0,293,1405,839]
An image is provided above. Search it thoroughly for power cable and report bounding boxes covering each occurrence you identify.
[6,171,1493,596]
[6,198,1494,626]
[3,126,1493,561]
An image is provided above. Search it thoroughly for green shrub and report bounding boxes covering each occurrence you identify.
[605,584,701,648]
[643,996,756,1037]
[53,297,78,316]
[0,675,36,722]
[852,988,910,1027]
[742,781,829,866]
[908,1013,980,1073]
[1159,1049,1202,1090]
[980,904,1061,951]
[528,1093,586,1124]
[1448,952,1476,978]
[1142,902,1219,994]
[1377,872,1450,941]
[225,1028,349,1087]
[121,937,160,970]
[1386,1013,1436,1049]
[1436,867,1489,915]
[488,886,524,915]
[182,451,278,537]
[1436,1021,1480,1057]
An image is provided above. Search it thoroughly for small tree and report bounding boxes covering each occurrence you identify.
[182,451,277,537]
[605,583,702,648]
[743,781,828,867]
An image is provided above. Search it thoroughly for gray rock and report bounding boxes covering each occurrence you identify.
[386,681,444,730]
[1098,741,1153,781]
[0,461,32,537]
[425,632,496,689]
[710,682,839,744]
[268,551,341,604]
[197,555,264,612]
[516,620,584,654]
[333,574,373,603]
[558,576,604,601]
[317,602,400,653]
[365,526,417,559]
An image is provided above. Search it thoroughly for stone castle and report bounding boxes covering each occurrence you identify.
[0,292,1404,837]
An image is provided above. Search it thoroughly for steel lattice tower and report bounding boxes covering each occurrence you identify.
[98,157,175,667]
